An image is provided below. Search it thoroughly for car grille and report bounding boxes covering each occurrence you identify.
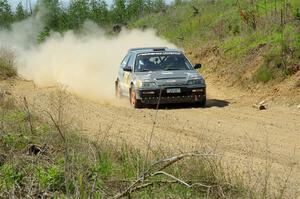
[141,87,206,98]
[141,95,205,104]
[156,77,186,86]
[158,82,185,86]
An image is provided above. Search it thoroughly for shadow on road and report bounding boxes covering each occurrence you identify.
[205,99,230,108]
[144,98,230,110]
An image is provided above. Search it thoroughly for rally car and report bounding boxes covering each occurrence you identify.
[115,47,206,108]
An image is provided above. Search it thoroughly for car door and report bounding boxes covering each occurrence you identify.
[118,53,132,96]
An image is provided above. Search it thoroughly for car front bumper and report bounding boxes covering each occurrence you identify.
[136,87,206,104]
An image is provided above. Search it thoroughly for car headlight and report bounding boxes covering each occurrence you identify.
[142,82,157,88]
[187,78,204,85]
[136,80,157,88]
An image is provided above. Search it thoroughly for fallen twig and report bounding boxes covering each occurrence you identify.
[23,97,34,134]
[43,110,65,143]
[112,151,217,199]
[152,171,191,187]
[144,151,216,176]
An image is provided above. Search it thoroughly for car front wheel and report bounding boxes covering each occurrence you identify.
[199,98,206,107]
[130,87,143,108]
[195,97,206,108]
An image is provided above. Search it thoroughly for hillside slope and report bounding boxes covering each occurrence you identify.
[132,0,300,103]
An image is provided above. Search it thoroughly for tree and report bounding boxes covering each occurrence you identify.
[35,0,62,31]
[15,2,27,22]
[111,0,127,24]
[0,0,13,29]
[174,0,183,6]
[68,0,90,29]
[144,0,154,13]
[153,0,166,13]
[89,0,109,25]
[127,0,144,20]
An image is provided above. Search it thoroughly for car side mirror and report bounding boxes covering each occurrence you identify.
[194,63,202,69]
[123,66,132,72]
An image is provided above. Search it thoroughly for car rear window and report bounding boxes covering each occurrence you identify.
[135,52,193,72]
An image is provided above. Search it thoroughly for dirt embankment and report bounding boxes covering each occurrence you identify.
[186,44,300,106]
[1,76,298,197]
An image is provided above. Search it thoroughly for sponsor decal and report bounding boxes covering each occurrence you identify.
[138,52,181,56]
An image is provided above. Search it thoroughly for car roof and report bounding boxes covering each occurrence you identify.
[128,47,183,54]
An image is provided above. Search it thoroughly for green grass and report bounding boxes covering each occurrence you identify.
[0,164,23,192]
[37,165,65,191]
[255,65,274,82]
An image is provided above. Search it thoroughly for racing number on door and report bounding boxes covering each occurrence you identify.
[124,72,131,88]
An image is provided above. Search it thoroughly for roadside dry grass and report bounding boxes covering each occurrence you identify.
[0,48,16,79]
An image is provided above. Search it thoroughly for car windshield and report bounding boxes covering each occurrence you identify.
[134,53,193,72]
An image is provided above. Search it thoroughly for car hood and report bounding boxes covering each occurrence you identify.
[134,70,205,86]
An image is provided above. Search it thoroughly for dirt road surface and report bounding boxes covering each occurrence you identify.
[4,78,300,197]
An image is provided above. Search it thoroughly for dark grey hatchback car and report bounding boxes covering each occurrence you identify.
[115,47,206,108]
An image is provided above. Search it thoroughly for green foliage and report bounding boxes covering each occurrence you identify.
[37,165,65,191]
[89,0,109,25]
[94,152,113,178]
[37,26,50,43]
[127,0,144,20]
[3,133,29,150]
[68,0,90,30]
[2,110,26,122]
[283,24,300,60]
[120,147,143,178]
[0,0,13,29]
[0,164,23,191]
[132,0,299,84]
[255,65,274,82]
[112,0,127,24]
[15,2,27,22]
[0,48,16,79]
[36,0,68,32]
[152,0,166,13]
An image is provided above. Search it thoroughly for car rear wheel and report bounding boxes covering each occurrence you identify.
[115,80,121,98]
[130,87,142,108]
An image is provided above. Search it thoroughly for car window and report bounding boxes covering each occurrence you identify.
[134,53,193,72]
[127,54,135,69]
[121,53,131,68]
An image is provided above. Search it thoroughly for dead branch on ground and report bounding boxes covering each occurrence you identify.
[23,97,34,134]
[113,151,217,199]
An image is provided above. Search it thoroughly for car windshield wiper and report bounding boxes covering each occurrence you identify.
[140,69,151,72]
[165,68,183,70]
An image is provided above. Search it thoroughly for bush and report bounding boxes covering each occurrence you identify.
[37,165,65,191]
[255,65,273,82]
[0,164,23,192]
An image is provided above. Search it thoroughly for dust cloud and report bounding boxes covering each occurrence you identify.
[0,19,176,101]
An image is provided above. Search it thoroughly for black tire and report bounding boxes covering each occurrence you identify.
[195,97,206,108]
[199,98,206,108]
[130,87,143,108]
[115,80,121,98]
